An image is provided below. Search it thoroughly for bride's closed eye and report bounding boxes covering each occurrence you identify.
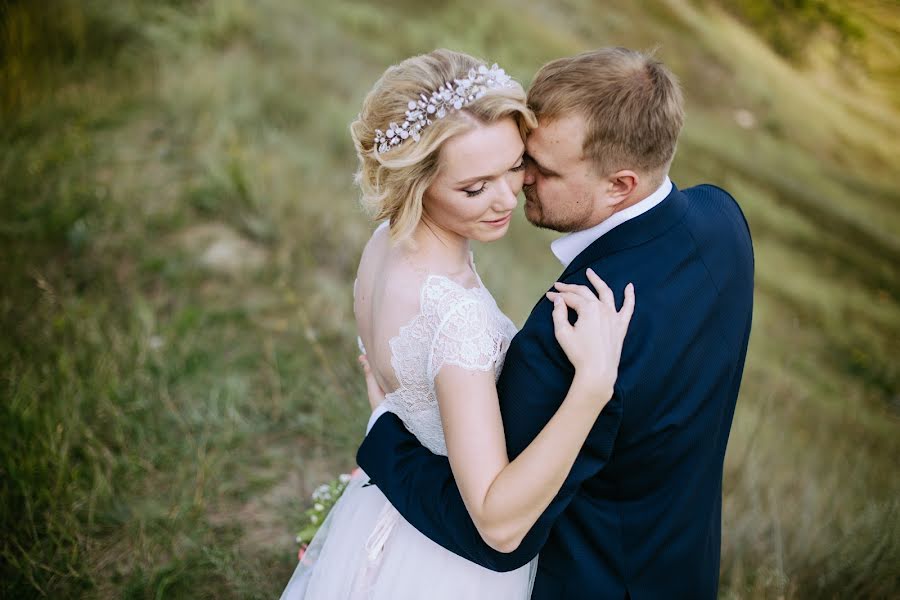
[463,156,526,197]
[464,183,487,197]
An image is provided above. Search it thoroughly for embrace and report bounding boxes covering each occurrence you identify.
[282,47,753,599]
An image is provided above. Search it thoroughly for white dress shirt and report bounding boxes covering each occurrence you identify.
[366,176,672,434]
[550,176,672,267]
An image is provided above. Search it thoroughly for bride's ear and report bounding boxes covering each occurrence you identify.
[606,170,639,207]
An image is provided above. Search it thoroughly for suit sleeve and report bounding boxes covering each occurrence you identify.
[356,298,625,572]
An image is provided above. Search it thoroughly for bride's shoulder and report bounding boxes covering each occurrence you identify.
[356,223,482,313]
[358,220,391,264]
[386,266,463,310]
[356,222,397,293]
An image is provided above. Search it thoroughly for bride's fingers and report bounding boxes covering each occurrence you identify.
[618,283,636,327]
[550,296,573,339]
[553,281,598,303]
[547,290,589,313]
[586,268,615,306]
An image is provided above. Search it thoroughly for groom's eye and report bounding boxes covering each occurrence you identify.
[524,153,556,177]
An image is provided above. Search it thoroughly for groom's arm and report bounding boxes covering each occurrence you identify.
[357,302,625,571]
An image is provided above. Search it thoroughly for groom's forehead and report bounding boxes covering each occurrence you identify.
[527,116,586,167]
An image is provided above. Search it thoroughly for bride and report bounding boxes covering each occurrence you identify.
[280,49,634,599]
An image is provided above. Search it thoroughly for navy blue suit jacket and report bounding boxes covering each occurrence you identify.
[357,183,754,599]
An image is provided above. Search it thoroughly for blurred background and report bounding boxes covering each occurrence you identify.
[1,0,898,598]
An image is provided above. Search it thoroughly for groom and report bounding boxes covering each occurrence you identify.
[357,47,754,599]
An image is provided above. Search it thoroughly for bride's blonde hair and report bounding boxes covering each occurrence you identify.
[351,49,537,242]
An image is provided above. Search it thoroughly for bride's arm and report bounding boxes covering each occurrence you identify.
[438,270,634,552]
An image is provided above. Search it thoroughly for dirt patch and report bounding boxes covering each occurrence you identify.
[178,223,268,275]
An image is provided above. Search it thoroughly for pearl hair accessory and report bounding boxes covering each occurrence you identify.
[374,63,516,154]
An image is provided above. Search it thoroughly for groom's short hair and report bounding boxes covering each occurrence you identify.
[528,47,684,179]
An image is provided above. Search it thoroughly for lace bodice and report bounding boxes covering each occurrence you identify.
[361,274,518,456]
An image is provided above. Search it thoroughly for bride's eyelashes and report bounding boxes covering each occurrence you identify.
[464,183,487,197]
[463,160,526,197]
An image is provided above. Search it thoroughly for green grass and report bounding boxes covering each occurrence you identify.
[1,0,898,598]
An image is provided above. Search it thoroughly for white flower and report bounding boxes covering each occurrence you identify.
[314,503,324,511]
[374,63,515,153]
[339,473,352,484]
[310,514,318,524]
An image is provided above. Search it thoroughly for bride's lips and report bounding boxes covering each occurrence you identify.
[483,213,512,228]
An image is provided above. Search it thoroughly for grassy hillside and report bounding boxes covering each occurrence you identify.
[2,0,898,598]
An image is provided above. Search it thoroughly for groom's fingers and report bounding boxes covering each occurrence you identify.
[359,354,386,407]
[586,268,615,306]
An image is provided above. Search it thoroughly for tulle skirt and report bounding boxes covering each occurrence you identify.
[280,470,536,599]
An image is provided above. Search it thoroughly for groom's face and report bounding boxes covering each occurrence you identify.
[522,115,607,233]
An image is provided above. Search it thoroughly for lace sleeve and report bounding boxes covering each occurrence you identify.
[423,279,509,381]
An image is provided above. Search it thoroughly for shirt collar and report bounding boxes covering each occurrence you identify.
[550,176,672,268]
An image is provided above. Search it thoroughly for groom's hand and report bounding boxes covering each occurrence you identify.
[358,354,386,411]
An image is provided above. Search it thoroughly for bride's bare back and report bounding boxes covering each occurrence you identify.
[354,222,482,399]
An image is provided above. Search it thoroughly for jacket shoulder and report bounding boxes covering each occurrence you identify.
[687,183,736,200]
[683,183,752,238]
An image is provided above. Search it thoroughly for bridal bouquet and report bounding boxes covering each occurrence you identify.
[295,469,358,559]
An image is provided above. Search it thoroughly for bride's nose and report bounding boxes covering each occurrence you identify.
[496,175,519,210]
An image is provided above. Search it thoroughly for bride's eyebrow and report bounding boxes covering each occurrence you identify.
[455,151,526,187]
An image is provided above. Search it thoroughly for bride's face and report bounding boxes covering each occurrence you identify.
[421,116,526,244]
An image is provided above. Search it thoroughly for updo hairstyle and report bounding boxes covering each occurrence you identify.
[350,49,536,242]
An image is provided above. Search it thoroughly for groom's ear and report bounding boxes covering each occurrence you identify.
[606,170,639,207]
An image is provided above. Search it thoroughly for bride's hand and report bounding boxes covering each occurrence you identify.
[358,354,386,411]
[546,268,635,400]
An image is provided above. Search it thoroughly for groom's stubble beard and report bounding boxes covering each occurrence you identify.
[523,184,593,233]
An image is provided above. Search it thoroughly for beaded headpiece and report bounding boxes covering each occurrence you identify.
[374,63,516,154]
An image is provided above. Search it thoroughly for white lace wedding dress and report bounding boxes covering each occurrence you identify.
[280,250,537,598]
